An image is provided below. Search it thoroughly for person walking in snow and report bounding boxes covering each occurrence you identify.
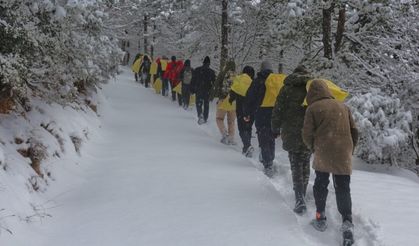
[214,60,237,145]
[190,56,216,125]
[229,66,255,156]
[139,55,151,88]
[163,56,178,100]
[159,56,170,96]
[180,59,194,109]
[302,80,358,245]
[271,65,312,215]
[132,53,143,82]
[243,61,277,177]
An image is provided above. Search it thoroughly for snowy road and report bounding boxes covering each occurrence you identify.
[7,70,419,246]
[22,71,316,246]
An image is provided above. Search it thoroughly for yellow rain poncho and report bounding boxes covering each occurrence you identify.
[217,95,236,111]
[150,61,158,75]
[160,59,168,71]
[303,79,349,105]
[261,73,287,107]
[230,74,253,97]
[131,56,143,73]
[172,83,196,105]
[153,78,162,94]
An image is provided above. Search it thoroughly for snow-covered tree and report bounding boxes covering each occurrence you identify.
[348,89,413,168]
[0,0,121,110]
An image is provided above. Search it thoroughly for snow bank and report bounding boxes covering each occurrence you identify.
[0,91,104,238]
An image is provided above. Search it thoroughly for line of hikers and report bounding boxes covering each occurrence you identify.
[131,53,359,246]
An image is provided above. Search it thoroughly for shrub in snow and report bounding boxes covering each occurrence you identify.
[0,0,122,108]
[348,89,412,166]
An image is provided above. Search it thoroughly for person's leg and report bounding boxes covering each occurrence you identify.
[177,93,182,106]
[171,83,176,101]
[196,96,203,118]
[162,78,168,96]
[216,109,228,142]
[257,126,273,168]
[135,73,138,82]
[289,152,303,192]
[145,74,150,88]
[227,110,236,143]
[237,114,246,150]
[184,85,190,108]
[333,175,352,223]
[203,96,210,122]
[289,151,310,214]
[313,171,330,214]
[301,152,311,196]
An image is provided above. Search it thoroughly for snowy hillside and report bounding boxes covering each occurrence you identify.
[1,69,418,246]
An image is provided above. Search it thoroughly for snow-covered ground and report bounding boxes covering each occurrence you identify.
[1,68,419,246]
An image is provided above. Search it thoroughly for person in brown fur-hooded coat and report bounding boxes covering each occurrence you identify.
[302,79,358,238]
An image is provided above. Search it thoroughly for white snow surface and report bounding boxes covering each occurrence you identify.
[1,68,419,246]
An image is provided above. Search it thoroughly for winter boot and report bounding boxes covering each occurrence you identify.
[311,212,328,232]
[293,192,307,215]
[243,146,254,158]
[228,138,237,145]
[341,220,354,246]
[258,152,264,163]
[220,134,229,145]
[198,115,205,125]
[263,162,275,178]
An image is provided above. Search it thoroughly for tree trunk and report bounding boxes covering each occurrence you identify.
[335,6,346,53]
[144,14,148,54]
[322,2,334,59]
[220,0,228,71]
[151,18,156,59]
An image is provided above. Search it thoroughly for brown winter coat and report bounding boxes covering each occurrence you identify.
[302,80,358,175]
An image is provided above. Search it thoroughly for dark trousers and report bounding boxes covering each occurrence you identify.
[182,84,191,107]
[256,126,275,168]
[237,112,254,151]
[196,94,210,121]
[289,151,311,195]
[135,73,139,82]
[313,171,352,222]
[144,74,151,88]
[162,78,169,96]
[171,90,182,106]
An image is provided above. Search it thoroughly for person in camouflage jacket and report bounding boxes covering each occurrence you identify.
[271,65,312,215]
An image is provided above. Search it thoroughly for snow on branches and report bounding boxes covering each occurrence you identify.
[0,0,122,108]
[348,89,413,167]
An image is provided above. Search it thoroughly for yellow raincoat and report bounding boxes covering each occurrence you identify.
[131,56,143,73]
[217,95,236,111]
[303,79,349,105]
[261,73,287,107]
[150,61,158,75]
[153,78,162,94]
[160,59,169,72]
[230,74,253,97]
[173,83,196,105]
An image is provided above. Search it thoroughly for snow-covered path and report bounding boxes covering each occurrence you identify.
[22,71,317,246]
[6,69,419,246]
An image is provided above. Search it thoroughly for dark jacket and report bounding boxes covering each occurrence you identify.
[190,64,216,97]
[180,66,194,85]
[271,70,311,152]
[303,80,358,175]
[140,57,151,74]
[243,69,273,129]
